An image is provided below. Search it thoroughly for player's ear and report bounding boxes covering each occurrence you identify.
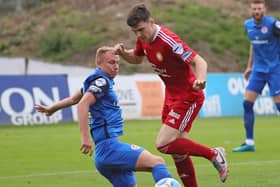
[149,17,154,24]
[96,60,102,67]
[96,60,102,66]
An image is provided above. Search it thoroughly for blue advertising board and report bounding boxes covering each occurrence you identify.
[0,75,73,125]
[200,73,279,117]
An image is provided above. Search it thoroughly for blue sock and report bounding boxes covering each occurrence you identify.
[276,103,280,112]
[243,100,255,140]
[152,164,173,182]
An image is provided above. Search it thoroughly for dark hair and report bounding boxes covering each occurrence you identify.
[126,4,150,27]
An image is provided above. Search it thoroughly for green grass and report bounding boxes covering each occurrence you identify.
[0,116,279,187]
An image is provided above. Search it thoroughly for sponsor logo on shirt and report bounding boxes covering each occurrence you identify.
[151,64,171,77]
[251,40,268,44]
[247,29,254,33]
[172,43,184,55]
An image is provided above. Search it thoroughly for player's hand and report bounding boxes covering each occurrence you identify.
[244,68,252,81]
[193,80,206,90]
[34,104,54,116]
[80,136,93,156]
[114,43,125,56]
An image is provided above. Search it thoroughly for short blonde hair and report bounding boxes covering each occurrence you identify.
[95,46,114,65]
[251,0,265,5]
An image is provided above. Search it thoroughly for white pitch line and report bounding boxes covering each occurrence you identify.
[193,159,280,168]
[1,160,280,180]
[0,170,98,180]
[225,159,280,166]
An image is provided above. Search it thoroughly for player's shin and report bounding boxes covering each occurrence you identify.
[243,100,255,140]
[172,154,198,187]
[152,164,173,182]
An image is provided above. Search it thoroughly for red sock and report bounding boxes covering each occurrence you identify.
[173,155,198,187]
[157,138,216,160]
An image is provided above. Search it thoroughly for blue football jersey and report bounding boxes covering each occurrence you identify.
[82,68,123,144]
[244,16,280,73]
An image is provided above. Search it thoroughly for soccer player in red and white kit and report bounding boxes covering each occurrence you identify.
[114,4,229,187]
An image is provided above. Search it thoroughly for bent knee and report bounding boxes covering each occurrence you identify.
[156,142,171,154]
[156,144,165,154]
[142,154,166,169]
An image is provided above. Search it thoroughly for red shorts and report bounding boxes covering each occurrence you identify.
[162,97,204,132]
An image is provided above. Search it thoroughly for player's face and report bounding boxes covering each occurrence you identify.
[250,3,266,23]
[100,51,120,79]
[131,19,154,42]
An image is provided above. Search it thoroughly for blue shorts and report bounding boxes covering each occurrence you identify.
[94,138,144,187]
[247,71,280,96]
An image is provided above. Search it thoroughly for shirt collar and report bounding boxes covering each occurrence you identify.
[96,68,108,78]
[151,24,160,42]
[95,68,114,83]
[254,16,266,28]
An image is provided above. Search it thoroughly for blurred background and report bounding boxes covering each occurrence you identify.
[0,0,279,74]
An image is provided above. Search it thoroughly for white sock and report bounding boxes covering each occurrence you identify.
[245,139,255,145]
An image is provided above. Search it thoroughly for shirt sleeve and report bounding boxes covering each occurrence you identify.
[134,38,146,56]
[173,42,196,64]
[162,27,197,64]
[86,77,109,100]
[273,20,280,37]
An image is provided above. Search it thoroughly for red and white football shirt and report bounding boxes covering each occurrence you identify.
[134,25,204,101]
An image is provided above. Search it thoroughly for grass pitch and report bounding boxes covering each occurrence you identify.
[0,116,279,187]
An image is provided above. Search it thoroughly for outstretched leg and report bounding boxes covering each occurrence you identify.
[134,150,173,182]
[157,137,229,183]
[172,154,198,187]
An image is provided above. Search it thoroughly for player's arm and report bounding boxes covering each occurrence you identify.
[35,89,83,116]
[114,43,144,64]
[78,77,109,156]
[244,45,253,81]
[77,92,96,156]
[191,54,207,90]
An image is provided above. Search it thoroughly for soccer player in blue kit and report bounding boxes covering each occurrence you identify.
[233,0,280,152]
[35,46,180,187]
